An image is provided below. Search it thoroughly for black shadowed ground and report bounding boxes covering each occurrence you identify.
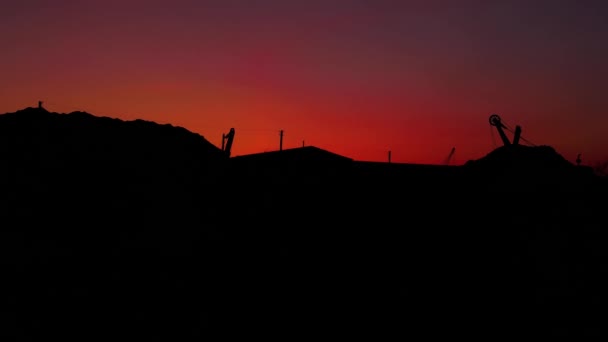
[0,106,606,339]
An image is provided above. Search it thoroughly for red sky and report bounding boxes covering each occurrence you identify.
[1,0,606,165]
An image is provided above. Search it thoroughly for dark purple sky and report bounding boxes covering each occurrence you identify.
[1,0,606,164]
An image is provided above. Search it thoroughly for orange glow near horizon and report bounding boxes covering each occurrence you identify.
[1,1,607,166]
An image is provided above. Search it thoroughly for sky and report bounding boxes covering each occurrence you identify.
[1,0,607,165]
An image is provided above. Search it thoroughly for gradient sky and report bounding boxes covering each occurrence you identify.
[1,0,606,165]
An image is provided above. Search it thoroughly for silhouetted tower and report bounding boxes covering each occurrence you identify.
[489,114,521,146]
[279,130,284,151]
[222,128,235,157]
[388,150,391,163]
[38,101,43,109]
[576,153,582,166]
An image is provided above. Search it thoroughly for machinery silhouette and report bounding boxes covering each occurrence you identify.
[221,128,235,157]
[489,114,522,146]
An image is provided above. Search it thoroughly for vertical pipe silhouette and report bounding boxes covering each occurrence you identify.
[279,130,284,151]
[513,126,522,145]
[38,101,43,109]
[388,151,391,163]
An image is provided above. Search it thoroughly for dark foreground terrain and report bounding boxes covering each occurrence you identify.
[1,107,606,339]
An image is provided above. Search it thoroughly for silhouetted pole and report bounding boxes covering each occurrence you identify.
[38,101,43,109]
[513,126,522,145]
[221,133,226,151]
[302,140,305,147]
[279,130,284,151]
[388,150,391,163]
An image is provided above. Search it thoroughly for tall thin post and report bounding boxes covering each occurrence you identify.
[388,150,391,163]
[513,126,522,146]
[279,130,284,151]
[38,101,43,109]
[302,140,305,147]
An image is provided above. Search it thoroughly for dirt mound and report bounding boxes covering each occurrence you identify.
[465,144,574,170]
[463,144,595,187]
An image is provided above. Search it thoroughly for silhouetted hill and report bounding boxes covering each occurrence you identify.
[1,106,607,339]
[462,144,596,189]
[226,146,353,184]
[0,106,225,173]
[0,106,237,339]
[465,144,573,169]
[0,106,229,219]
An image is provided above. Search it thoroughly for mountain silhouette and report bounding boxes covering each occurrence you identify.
[1,106,607,339]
